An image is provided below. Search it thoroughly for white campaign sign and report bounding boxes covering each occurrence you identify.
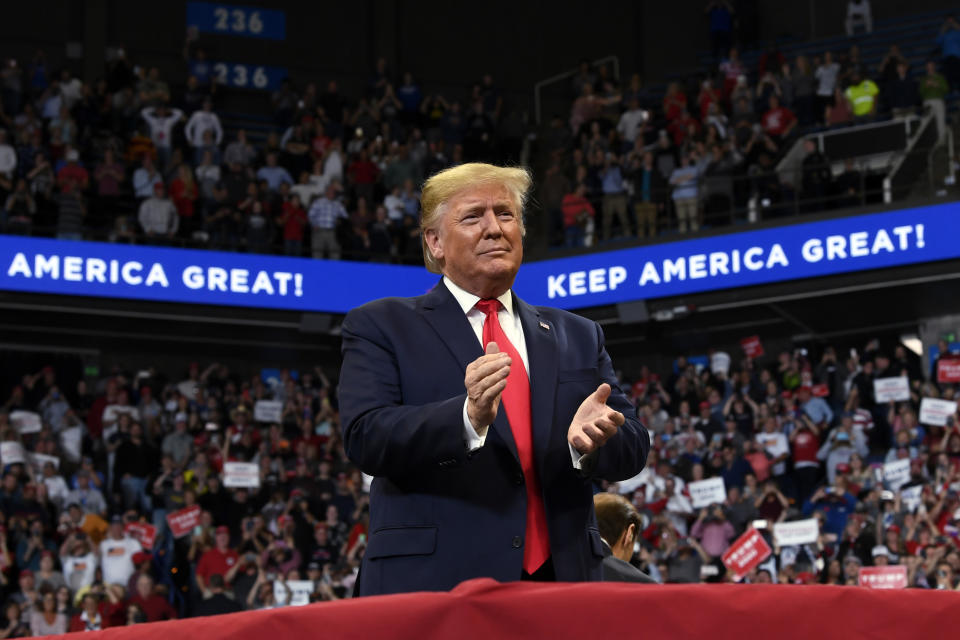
[0,442,25,465]
[900,485,923,513]
[254,400,283,423]
[919,398,957,427]
[223,462,260,488]
[773,518,820,547]
[10,411,42,434]
[688,477,727,508]
[273,580,313,607]
[873,377,910,403]
[883,459,912,490]
[29,453,60,473]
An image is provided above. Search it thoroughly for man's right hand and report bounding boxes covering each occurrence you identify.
[465,342,510,434]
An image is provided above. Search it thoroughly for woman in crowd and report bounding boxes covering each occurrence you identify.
[29,589,68,636]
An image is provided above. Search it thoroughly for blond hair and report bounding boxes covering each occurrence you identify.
[419,163,531,274]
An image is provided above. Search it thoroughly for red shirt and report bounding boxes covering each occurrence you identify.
[128,594,177,622]
[347,160,379,185]
[792,428,820,465]
[196,547,239,585]
[745,451,771,482]
[663,92,687,123]
[312,135,331,158]
[561,194,595,228]
[169,178,197,217]
[281,202,308,241]
[57,164,89,194]
[87,395,109,439]
[667,115,700,145]
[762,107,796,137]
[698,88,722,120]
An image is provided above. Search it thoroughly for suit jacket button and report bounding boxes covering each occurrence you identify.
[513,473,523,486]
[512,536,522,548]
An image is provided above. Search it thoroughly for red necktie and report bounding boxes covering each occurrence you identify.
[475,298,550,574]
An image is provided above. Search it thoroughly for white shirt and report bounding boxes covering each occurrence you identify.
[0,144,16,176]
[442,278,583,468]
[756,431,790,476]
[616,109,646,143]
[184,110,223,147]
[383,194,405,221]
[102,403,139,426]
[43,475,70,507]
[61,552,98,591]
[99,536,141,586]
[141,107,183,149]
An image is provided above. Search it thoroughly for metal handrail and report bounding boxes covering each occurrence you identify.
[533,55,620,126]
[883,110,936,204]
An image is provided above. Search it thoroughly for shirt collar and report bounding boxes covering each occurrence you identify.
[442,276,513,317]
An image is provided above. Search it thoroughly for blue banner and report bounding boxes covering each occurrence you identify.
[1,203,958,314]
[186,2,286,40]
[189,60,287,91]
[512,202,957,309]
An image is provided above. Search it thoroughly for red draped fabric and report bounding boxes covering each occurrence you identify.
[56,579,960,640]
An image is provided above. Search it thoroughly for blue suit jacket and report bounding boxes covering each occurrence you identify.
[338,281,649,595]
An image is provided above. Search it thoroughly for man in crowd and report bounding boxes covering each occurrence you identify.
[137,182,179,241]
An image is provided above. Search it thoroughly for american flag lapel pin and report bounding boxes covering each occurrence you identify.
[539,321,550,331]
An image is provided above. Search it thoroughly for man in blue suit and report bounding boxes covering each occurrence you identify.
[339,163,649,596]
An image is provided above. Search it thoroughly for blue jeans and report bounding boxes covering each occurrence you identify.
[564,225,584,248]
[120,475,152,515]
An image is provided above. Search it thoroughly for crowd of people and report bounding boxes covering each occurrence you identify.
[0,334,958,634]
[604,338,960,589]
[0,360,365,633]
[0,6,957,260]
[546,10,958,247]
[0,46,523,263]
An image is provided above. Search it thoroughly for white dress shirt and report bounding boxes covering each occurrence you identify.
[442,277,583,468]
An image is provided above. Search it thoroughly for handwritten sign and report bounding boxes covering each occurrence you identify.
[223,462,260,488]
[873,377,910,403]
[900,485,923,513]
[0,442,25,466]
[10,411,42,434]
[722,528,772,581]
[166,505,202,538]
[858,565,907,589]
[29,453,60,473]
[688,477,727,509]
[273,580,313,606]
[919,398,957,427]
[773,518,820,547]
[883,459,911,491]
[254,400,283,423]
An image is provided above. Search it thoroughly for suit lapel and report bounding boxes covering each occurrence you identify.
[515,295,557,471]
[419,280,520,463]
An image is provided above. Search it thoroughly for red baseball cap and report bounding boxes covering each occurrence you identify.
[699,401,711,410]
[887,524,901,534]
[132,552,151,565]
[215,526,230,535]
[794,571,815,585]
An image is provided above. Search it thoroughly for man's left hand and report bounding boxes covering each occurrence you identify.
[567,383,626,455]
